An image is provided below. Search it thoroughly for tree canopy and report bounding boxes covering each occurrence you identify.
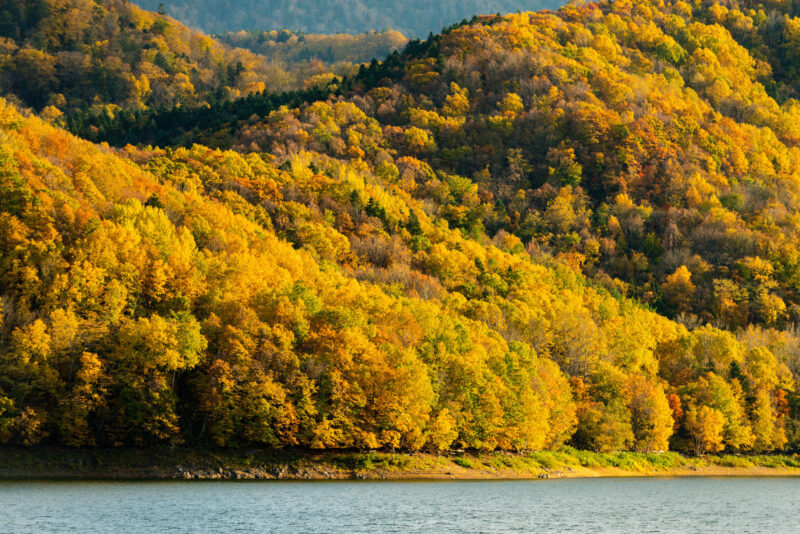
[3,0,800,455]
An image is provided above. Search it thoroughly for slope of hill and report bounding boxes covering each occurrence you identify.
[2,91,799,454]
[90,0,800,333]
[134,0,564,36]
[0,0,413,119]
[3,0,800,457]
[0,0,298,113]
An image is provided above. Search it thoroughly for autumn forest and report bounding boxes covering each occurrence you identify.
[2,0,800,459]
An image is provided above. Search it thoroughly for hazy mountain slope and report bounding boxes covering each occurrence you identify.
[216,29,408,68]
[0,0,413,118]
[134,0,564,36]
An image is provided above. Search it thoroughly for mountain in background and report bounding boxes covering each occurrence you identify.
[134,0,563,36]
[216,29,408,69]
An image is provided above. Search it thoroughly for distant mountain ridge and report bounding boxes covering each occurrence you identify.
[134,0,564,36]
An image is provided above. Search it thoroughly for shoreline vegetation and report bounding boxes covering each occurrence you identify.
[2,447,800,481]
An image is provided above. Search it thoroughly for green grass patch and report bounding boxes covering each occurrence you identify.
[527,451,564,469]
[643,451,686,469]
[712,455,753,468]
[453,457,475,469]
[526,448,688,472]
[749,455,800,468]
[564,448,611,468]
[330,452,411,471]
[484,453,539,472]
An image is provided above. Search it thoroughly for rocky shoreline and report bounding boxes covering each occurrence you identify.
[173,464,344,480]
[1,447,799,481]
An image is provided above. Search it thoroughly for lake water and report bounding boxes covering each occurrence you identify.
[2,477,799,533]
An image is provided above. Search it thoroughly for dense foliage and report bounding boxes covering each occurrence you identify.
[0,0,295,113]
[3,0,800,456]
[2,94,799,454]
[63,36,438,146]
[92,0,800,333]
[134,0,563,37]
[0,0,401,116]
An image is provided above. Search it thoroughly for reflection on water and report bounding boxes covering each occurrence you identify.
[2,477,799,533]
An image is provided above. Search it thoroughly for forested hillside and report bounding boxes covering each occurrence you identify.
[134,0,563,36]
[1,91,797,454]
[3,0,800,456]
[87,0,800,332]
[0,0,401,116]
[0,0,291,113]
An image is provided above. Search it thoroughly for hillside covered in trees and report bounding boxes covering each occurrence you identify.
[134,0,564,37]
[3,0,800,458]
[0,0,290,113]
[0,0,405,117]
[87,0,800,333]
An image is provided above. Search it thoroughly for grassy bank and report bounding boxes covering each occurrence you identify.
[1,446,800,480]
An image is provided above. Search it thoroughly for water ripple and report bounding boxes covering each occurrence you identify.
[2,477,799,533]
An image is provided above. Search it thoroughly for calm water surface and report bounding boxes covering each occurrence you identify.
[2,477,799,533]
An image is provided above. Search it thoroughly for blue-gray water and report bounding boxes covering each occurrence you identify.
[3,477,799,533]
